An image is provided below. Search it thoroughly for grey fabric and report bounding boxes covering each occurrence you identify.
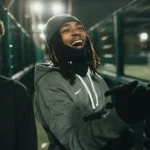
[43,14,85,43]
[34,63,128,150]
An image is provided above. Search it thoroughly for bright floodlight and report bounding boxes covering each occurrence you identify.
[52,3,64,15]
[33,2,43,12]
[140,32,149,41]
[40,33,45,39]
[38,24,45,30]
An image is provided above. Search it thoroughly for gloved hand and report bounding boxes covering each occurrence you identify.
[105,81,149,124]
[143,116,150,150]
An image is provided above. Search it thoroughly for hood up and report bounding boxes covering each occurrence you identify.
[34,63,59,87]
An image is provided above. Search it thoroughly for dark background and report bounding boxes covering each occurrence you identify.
[41,0,134,29]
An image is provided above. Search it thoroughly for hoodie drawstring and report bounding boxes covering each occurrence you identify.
[87,73,99,107]
[76,74,98,110]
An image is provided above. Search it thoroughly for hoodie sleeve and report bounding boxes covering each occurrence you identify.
[35,77,128,150]
[14,81,37,150]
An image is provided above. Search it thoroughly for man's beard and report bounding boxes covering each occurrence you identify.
[53,36,89,76]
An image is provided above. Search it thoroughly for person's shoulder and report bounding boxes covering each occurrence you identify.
[0,75,11,82]
[0,75,26,91]
[39,70,66,85]
[37,71,71,92]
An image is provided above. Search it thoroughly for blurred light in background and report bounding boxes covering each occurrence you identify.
[9,44,13,48]
[33,2,43,12]
[139,32,149,41]
[40,33,45,39]
[101,36,108,41]
[51,2,64,15]
[102,44,113,49]
[38,24,45,30]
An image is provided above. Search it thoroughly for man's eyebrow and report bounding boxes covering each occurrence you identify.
[75,22,82,26]
[61,22,82,28]
[61,23,70,28]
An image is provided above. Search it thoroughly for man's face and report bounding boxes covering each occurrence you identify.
[60,21,87,49]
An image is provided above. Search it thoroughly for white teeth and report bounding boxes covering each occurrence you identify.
[72,40,83,46]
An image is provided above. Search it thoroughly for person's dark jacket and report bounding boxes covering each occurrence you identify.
[0,75,37,150]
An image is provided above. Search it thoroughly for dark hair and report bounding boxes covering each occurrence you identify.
[46,33,100,85]
[0,21,5,37]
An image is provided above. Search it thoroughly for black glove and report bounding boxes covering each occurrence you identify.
[143,116,150,150]
[105,81,148,124]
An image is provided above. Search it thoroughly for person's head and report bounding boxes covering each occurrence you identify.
[0,20,5,38]
[43,14,100,84]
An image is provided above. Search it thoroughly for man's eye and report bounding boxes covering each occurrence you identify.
[78,26,84,30]
[62,29,69,33]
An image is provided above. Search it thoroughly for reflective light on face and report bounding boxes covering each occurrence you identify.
[52,3,64,15]
[139,32,149,41]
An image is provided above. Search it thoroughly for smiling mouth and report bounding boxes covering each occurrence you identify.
[71,40,84,48]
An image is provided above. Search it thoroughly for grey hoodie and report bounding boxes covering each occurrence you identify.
[34,63,128,150]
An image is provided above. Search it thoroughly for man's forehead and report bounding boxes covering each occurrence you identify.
[61,22,82,28]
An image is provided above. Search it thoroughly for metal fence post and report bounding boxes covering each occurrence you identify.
[114,12,124,76]
[1,8,12,77]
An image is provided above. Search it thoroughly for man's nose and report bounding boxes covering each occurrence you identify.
[71,28,81,36]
